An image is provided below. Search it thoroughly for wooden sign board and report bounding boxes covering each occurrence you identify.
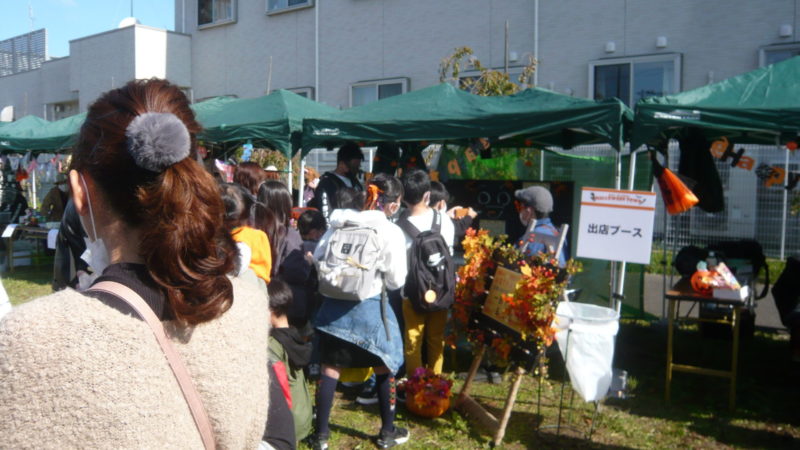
[482,266,525,334]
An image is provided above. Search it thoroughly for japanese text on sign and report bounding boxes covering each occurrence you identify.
[576,187,656,264]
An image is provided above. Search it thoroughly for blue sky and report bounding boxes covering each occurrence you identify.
[0,0,174,58]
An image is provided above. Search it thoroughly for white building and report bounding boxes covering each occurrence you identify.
[3,0,800,117]
[2,0,800,255]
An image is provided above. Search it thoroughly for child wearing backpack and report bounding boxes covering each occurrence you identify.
[311,184,409,449]
[398,170,456,375]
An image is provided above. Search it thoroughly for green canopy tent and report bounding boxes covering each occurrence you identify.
[0,115,58,152]
[632,55,800,150]
[197,89,338,157]
[303,83,640,311]
[191,96,239,126]
[302,83,632,155]
[0,96,254,153]
[632,56,800,260]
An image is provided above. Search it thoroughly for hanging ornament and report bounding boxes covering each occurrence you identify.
[651,152,698,215]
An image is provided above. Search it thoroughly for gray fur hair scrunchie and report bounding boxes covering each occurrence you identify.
[125,112,190,172]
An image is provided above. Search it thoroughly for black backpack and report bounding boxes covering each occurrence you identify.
[398,211,456,313]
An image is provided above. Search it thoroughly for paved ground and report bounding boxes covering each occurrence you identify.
[642,273,785,331]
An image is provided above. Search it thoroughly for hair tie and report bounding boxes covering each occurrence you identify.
[125,112,190,172]
[364,184,384,211]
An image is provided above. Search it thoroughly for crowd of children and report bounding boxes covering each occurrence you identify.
[219,141,479,449]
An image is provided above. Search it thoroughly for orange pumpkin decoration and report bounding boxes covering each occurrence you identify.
[406,392,450,418]
[690,270,715,296]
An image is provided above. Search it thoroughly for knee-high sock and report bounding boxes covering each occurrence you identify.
[315,374,337,438]
[376,373,396,434]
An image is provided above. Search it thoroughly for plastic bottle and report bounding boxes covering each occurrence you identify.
[706,251,719,271]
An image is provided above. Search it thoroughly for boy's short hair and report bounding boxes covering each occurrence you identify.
[267,278,293,317]
[337,141,364,164]
[401,169,431,206]
[429,181,449,206]
[298,209,326,237]
[335,187,364,211]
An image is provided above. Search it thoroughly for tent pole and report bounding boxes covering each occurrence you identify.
[287,158,293,197]
[539,149,544,181]
[781,135,789,260]
[614,150,638,311]
[31,165,37,210]
[609,151,623,307]
[298,157,306,207]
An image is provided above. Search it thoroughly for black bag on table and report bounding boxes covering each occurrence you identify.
[708,239,769,299]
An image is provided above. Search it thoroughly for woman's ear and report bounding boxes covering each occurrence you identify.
[69,169,89,216]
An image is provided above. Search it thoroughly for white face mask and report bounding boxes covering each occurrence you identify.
[77,174,110,291]
[519,211,530,227]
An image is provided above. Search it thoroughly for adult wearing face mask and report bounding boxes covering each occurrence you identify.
[515,185,568,267]
[40,172,70,222]
[308,141,364,221]
[0,79,270,448]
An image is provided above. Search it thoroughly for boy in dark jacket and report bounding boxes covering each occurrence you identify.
[308,142,364,221]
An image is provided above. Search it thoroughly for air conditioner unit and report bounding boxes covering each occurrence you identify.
[0,105,13,122]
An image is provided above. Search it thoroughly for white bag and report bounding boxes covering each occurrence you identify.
[553,302,619,402]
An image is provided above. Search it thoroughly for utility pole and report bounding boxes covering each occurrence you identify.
[504,20,509,74]
[28,3,35,32]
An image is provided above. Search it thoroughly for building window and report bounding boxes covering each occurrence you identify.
[759,43,800,67]
[286,87,315,100]
[198,0,236,28]
[49,101,79,121]
[267,0,313,15]
[350,78,409,107]
[589,54,681,106]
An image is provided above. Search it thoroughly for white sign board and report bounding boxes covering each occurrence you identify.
[1,224,17,238]
[576,187,656,264]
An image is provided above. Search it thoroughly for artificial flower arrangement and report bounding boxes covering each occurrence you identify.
[399,367,454,418]
[450,228,581,370]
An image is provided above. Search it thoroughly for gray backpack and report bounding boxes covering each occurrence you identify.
[317,221,383,301]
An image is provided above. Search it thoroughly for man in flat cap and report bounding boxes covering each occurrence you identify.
[515,185,567,267]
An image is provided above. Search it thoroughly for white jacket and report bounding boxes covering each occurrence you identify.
[315,209,407,295]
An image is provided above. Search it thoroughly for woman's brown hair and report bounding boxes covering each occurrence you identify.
[71,78,236,325]
[254,180,292,275]
[234,162,267,195]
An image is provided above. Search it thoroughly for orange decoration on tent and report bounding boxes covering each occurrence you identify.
[787,141,798,151]
[651,153,699,215]
[524,139,534,147]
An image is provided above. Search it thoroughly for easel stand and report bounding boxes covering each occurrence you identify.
[455,344,527,447]
[536,328,602,441]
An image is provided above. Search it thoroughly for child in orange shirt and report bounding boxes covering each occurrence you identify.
[221,183,272,283]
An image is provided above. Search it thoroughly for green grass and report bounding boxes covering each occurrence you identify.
[306,320,800,449]
[5,264,800,448]
[3,265,53,305]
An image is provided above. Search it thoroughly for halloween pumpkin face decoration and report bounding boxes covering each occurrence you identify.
[690,269,715,296]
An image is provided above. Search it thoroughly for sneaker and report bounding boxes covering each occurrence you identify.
[356,383,379,405]
[376,426,410,449]
[310,434,328,450]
